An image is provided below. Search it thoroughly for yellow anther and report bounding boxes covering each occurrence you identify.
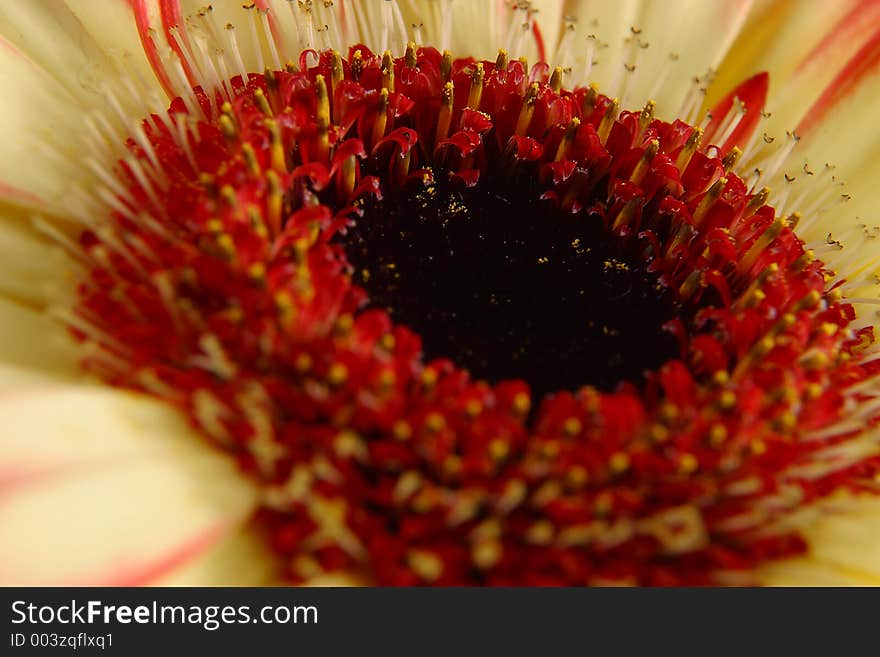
[392,420,412,441]
[488,438,509,460]
[253,87,272,116]
[638,99,655,134]
[567,465,590,487]
[407,550,443,582]
[693,177,727,227]
[467,62,485,109]
[381,51,395,92]
[709,423,728,447]
[675,127,702,172]
[609,452,631,474]
[435,82,454,148]
[549,66,564,93]
[425,412,446,432]
[513,392,531,414]
[465,399,483,417]
[405,41,418,68]
[722,146,742,172]
[563,417,582,436]
[515,83,540,136]
[421,368,438,387]
[678,453,699,474]
[597,98,620,144]
[328,362,348,386]
[440,50,453,80]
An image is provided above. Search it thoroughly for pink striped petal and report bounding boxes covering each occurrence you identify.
[0,386,258,585]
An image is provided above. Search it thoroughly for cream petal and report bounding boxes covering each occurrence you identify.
[0,297,79,379]
[709,0,867,132]
[788,58,880,185]
[799,495,880,579]
[157,522,280,586]
[0,1,154,103]
[626,0,753,113]
[710,0,859,94]
[758,495,880,586]
[757,557,880,586]
[0,385,258,585]
[0,202,76,308]
[561,0,641,92]
[0,36,83,211]
[399,0,503,60]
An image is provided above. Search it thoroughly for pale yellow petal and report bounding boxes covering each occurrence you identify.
[157,522,280,586]
[0,1,155,103]
[0,385,258,585]
[758,494,880,586]
[711,0,859,96]
[0,297,79,379]
[757,557,880,586]
[0,202,76,308]
[0,36,82,211]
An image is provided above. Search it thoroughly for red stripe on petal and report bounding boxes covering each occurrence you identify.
[795,0,880,75]
[798,28,880,135]
[98,524,228,586]
[0,180,45,208]
[128,0,177,99]
[254,0,283,47]
[160,0,197,86]
[703,72,768,153]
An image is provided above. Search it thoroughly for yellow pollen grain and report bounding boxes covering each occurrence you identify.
[421,368,438,387]
[541,440,560,458]
[567,465,589,487]
[425,412,446,433]
[294,352,312,373]
[392,420,412,442]
[805,383,824,399]
[488,438,509,460]
[563,417,582,436]
[709,423,728,447]
[678,453,699,474]
[609,452,631,474]
[465,399,483,417]
[525,520,554,546]
[712,371,730,386]
[379,333,395,351]
[512,392,531,414]
[407,550,443,582]
[774,411,797,431]
[718,390,737,411]
[327,363,348,386]
[659,402,680,422]
[650,424,670,443]
[334,313,354,335]
[377,369,396,389]
[443,454,463,476]
[750,439,768,455]
[472,540,503,570]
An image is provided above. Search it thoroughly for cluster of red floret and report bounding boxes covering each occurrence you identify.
[74,46,880,585]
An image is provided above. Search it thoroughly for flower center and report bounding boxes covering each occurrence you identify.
[345,165,683,397]
[68,43,880,586]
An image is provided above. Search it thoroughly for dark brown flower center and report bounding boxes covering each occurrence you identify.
[343,164,684,398]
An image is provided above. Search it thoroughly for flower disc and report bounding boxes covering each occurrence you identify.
[73,46,880,585]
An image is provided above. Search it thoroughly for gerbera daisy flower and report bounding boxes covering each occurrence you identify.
[1,0,878,586]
